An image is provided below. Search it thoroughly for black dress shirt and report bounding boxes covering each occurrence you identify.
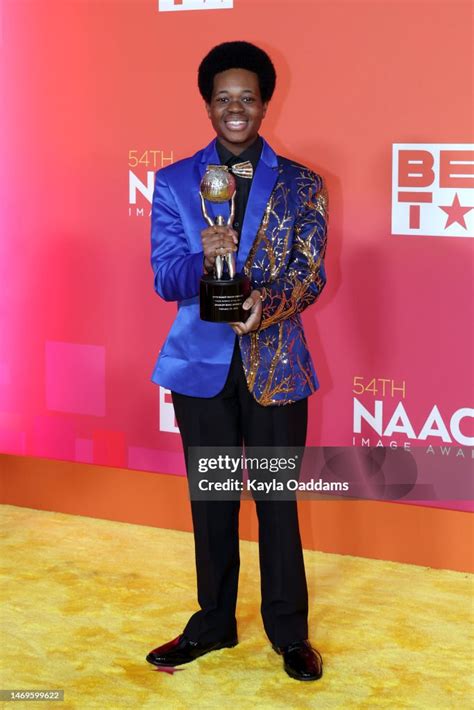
[216,136,263,238]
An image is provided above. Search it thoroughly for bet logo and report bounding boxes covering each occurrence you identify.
[392,144,473,237]
[158,0,233,11]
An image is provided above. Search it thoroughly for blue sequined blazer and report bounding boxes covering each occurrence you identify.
[150,137,328,406]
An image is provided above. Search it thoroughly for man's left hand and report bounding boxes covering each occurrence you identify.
[229,290,262,335]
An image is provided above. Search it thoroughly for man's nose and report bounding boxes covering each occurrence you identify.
[227,99,245,111]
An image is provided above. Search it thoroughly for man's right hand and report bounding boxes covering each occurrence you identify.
[201,225,238,273]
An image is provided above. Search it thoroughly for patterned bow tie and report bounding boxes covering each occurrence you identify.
[228,160,253,179]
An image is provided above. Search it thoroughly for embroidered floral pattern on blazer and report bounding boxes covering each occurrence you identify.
[239,160,328,406]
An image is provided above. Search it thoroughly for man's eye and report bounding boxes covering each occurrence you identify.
[216,97,228,103]
[243,97,255,103]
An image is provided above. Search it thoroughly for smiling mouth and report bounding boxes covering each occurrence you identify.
[225,119,248,130]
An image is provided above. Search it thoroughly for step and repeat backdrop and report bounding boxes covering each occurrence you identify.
[1,1,473,511]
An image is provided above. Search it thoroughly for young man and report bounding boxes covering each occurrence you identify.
[147,42,328,681]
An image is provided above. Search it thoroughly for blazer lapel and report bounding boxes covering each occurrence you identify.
[194,137,279,268]
[236,138,279,273]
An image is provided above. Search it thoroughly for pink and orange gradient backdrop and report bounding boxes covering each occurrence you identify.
[1,1,473,526]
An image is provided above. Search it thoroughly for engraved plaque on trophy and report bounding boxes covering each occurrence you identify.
[199,165,251,323]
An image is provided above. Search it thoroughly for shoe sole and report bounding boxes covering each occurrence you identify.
[284,665,323,681]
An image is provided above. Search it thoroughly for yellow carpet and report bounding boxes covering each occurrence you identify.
[0,504,472,710]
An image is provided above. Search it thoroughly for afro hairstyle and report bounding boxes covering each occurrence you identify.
[198,41,276,104]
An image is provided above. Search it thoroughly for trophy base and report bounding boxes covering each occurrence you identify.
[200,273,252,323]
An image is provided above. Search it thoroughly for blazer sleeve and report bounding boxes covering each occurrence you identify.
[150,169,204,302]
[258,173,328,330]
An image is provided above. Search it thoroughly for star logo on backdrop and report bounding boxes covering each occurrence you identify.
[439,193,473,230]
[392,144,474,237]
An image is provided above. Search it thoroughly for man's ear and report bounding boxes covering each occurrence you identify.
[205,102,212,118]
[262,101,269,118]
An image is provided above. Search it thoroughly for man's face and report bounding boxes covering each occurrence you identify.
[206,68,268,154]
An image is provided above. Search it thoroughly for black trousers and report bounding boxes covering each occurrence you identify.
[171,338,309,648]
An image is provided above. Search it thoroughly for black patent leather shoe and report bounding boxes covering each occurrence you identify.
[272,640,323,681]
[146,634,238,667]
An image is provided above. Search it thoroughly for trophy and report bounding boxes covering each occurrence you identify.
[199,165,251,323]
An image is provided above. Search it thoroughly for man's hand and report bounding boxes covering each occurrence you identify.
[230,290,262,335]
[201,225,238,273]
